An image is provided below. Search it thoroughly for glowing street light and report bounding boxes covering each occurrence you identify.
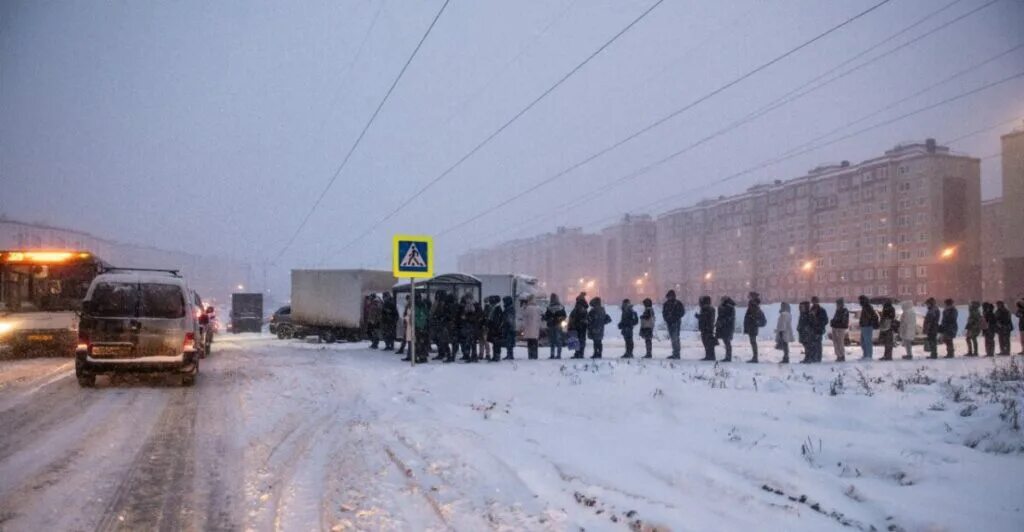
[940,246,956,260]
[585,280,596,289]
[703,271,713,281]
[634,278,644,286]
[801,261,815,273]
[236,284,245,291]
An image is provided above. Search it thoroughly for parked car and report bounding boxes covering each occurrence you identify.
[75,269,201,387]
[269,305,294,338]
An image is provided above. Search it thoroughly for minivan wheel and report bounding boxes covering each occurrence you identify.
[277,329,288,340]
[77,374,96,388]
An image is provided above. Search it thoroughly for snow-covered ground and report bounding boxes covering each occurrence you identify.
[1,334,1023,531]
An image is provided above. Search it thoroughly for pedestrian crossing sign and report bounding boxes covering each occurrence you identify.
[393,234,433,278]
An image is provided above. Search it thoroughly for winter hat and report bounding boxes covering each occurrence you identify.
[666,290,676,299]
[591,297,602,307]
[926,297,936,306]
[699,295,711,306]
[621,299,631,307]
[944,298,954,306]
[642,298,652,307]
[835,298,845,306]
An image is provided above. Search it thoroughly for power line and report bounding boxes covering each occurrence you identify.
[324,0,668,259]
[272,0,451,263]
[433,0,895,241]
[574,73,1024,234]
[438,0,987,240]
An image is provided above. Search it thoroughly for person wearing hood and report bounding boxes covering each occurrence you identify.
[830,298,850,362]
[775,301,793,364]
[981,301,996,357]
[857,295,879,360]
[964,301,981,357]
[1016,299,1024,355]
[995,300,1013,356]
[939,298,959,359]
[697,295,717,361]
[879,299,896,361]
[380,292,399,351]
[500,295,517,360]
[522,295,542,360]
[486,295,505,361]
[587,297,612,358]
[743,292,767,363]
[809,297,828,363]
[460,294,483,363]
[662,290,685,359]
[568,295,589,359]
[367,294,383,349]
[923,297,940,359]
[618,299,639,358]
[715,296,736,362]
[639,298,656,358]
[797,301,813,363]
[542,293,567,359]
[480,295,496,361]
[899,300,917,360]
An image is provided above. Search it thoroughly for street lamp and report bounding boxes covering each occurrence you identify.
[801,260,814,273]
[940,246,956,260]
[704,271,713,281]
[236,284,245,291]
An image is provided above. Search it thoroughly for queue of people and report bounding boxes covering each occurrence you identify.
[365,290,1024,364]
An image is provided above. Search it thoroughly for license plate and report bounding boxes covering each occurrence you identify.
[92,345,133,357]
[27,335,54,342]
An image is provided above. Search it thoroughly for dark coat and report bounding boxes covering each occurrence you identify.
[743,302,765,335]
[618,306,638,332]
[715,299,736,340]
[542,303,567,329]
[830,307,850,329]
[500,296,517,340]
[994,305,1013,334]
[797,309,812,344]
[859,304,879,328]
[568,301,589,332]
[923,306,940,336]
[940,307,959,337]
[965,304,981,336]
[587,299,612,339]
[698,303,716,339]
[662,298,685,326]
[811,305,828,336]
[486,301,504,338]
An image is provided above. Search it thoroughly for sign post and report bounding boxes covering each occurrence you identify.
[393,235,434,366]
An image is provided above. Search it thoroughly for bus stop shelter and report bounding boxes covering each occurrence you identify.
[392,273,482,304]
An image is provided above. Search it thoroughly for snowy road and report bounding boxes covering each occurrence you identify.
[1,335,1023,531]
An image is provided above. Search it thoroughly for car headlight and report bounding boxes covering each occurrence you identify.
[0,322,14,337]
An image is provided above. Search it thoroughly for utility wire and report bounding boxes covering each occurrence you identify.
[273,0,451,263]
[325,0,668,259]
[439,0,987,239]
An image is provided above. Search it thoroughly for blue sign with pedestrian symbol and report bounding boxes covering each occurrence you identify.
[392,234,433,278]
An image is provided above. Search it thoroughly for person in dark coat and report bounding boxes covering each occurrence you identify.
[542,293,567,359]
[964,301,981,357]
[486,295,505,362]
[797,301,813,363]
[878,299,896,361]
[939,298,958,359]
[923,297,940,359]
[367,294,383,349]
[809,296,828,362]
[981,301,996,357]
[459,294,483,363]
[639,298,655,358]
[995,300,1013,356]
[830,298,850,362]
[587,297,612,359]
[1017,299,1024,355]
[857,295,879,360]
[380,292,398,351]
[662,290,685,359]
[568,295,589,359]
[743,292,766,363]
[500,295,517,360]
[697,295,717,361]
[618,299,638,358]
[715,296,736,362]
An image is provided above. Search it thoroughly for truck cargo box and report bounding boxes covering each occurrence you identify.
[291,269,396,330]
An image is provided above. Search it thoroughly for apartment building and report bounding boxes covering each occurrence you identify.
[655,139,982,304]
[600,214,657,301]
[456,227,602,301]
[980,198,1006,301]
[999,127,1024,302]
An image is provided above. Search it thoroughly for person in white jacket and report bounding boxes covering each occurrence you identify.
[899,300,917,360]
[775,301,794,364]
[522,295,542,360]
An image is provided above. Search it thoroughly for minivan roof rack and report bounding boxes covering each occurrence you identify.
[101,266,181,277]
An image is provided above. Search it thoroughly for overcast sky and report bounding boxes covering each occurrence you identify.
[2,0,1022,294]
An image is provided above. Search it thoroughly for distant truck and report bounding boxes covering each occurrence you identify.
[230,293,263,333]
[476,273,542,304]
[290,269,396,343]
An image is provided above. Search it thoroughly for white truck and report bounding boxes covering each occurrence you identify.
[289,269,396,343]
[475,273,542,304]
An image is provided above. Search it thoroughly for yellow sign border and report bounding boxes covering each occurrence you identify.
[392,234,434,279]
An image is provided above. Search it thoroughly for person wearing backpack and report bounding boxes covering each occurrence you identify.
[639,298,655,358]
[587,297,612,359]
[743,292,766,363]
[618,299,639,358]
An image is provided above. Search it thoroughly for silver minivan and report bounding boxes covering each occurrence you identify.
[75,270,200,387]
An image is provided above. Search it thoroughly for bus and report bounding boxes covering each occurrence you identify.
[0,250,108,358]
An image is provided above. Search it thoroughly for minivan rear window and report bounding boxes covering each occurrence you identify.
[140,284,185,319]
[89,282,139,317]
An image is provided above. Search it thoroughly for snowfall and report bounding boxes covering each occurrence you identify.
[1,313,1023,531]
